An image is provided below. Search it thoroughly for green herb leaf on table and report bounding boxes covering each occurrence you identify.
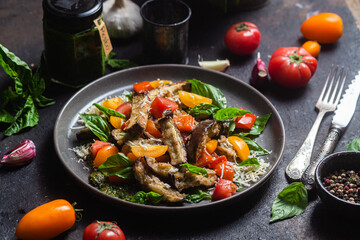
[79,113,112,142]
[184,189,211,203]
[214,108,250,121]
[187,79,227,109]
[130,191,163,205]
[98,153,134,179]
[237,157,260,167]
[180,163,209,177]
[270,182,308,223]
[93,103,126,119]
[347,136,360,151]
[105,52,137,70]
[0,44,55,136]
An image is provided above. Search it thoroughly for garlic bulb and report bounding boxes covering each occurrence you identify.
[1,140,36,167]
[103,0,143,39]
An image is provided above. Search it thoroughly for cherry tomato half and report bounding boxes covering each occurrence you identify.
[224,22,261,55]
[83,221,126,240]
[212,178,237,200]
[268,47,318,89]
[150,97,179,118]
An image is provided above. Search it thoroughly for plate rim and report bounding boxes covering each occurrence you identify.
[54,64,285,212]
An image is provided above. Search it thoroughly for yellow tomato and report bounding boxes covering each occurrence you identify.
[93,144,119,167]
[149,80,172,88]
[227,136,250,161]
[102,97,123,110]
[109,116,124,129]
[131,145,168,158]
[301,13,343,44]
[206,140,218,154]
[178,91,212,108]
[302,41,321,57]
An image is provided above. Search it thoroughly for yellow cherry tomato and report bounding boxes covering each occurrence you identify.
[227,136,250,161]
[93,144,119,167]
[131,145,168,158]
[149,80,172,88]
[301,12,343,44]
[178,91,213,108]
[302,41,321,57]
[102,97,123,110]
[109,116,124,129]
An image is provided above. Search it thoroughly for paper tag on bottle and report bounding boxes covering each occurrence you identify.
[93,17,113,56]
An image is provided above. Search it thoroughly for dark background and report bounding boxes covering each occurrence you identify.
[1,0,360,239]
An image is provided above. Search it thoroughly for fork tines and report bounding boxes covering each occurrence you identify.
[318,65,347,106]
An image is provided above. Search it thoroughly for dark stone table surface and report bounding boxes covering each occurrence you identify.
[1,0,360,239]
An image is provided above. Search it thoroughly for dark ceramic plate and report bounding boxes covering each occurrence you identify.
[54,64,285,212]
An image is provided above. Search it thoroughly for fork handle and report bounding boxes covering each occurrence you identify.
[285,110,326,182]
[301,125,344,191]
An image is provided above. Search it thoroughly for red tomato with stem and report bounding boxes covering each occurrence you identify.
[212,178,237,200]
[90,141,112,157]
[150,97,179,118]
[115,102,132,119]
[268,47,318,89]
[234,113,257,129]
[224,22,261,55]
[83,221,125,240]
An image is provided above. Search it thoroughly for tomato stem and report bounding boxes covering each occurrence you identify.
[235,23,249,31]
[287,48,306,66]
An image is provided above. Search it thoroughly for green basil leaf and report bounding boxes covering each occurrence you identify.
[0,108,14,123]
[30,62,55,107]
[98,152,134,179]
[130,191,163,205]
[122,93,133,103]
[238,136,270,156]
[4,95,38,136]
[237,157,260,167]
[270,182,308,223]
[248,113,271,136]
[93,103,126,119]
[180,163,208,177]
[214,108,250,121]
[233,182,243,192]
[0,44,32,97]
[34,95,56,108]
[79,113,111,142]
[184,189,211,203]
[347,136,360,151]
[105,53,137,69]
[187,79,227,109]
[188,103,219,119]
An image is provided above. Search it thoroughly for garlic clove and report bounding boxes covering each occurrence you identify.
[198,56,230,72]
[250,52,269,88]
[1,140,36,167]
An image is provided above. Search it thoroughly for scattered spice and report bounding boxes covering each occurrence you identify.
[322,169,360,204]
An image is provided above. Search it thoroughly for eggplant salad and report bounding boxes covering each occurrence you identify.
[73,79,271,205]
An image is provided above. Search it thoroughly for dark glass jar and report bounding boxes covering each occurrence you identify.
[43,0,105,88]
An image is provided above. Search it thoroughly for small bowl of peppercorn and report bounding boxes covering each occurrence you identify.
[315,151,360,215]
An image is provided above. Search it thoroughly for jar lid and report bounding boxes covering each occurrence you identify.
[43,0,102,26]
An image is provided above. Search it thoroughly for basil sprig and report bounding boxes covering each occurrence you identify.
[0,44,55,136]
[98,152,134,179]
[184,189,211,203]
[93,103,126,119]
[234,135,270,156]
[214,108,250,121]
[79,113,112,142]
[237,157,260,167]
[180,163,208,178]
[130,191,163,205]
[270,182,308,223]
[188,103,220,119]
[347,136,360,151]
[187,79,227,109]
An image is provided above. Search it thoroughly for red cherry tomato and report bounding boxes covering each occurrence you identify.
[90,140,112,157]
[173,115,194,132]
[224,22,261,55]
[234,113,257,129]
[83,221,125,240]
[133,81,153,93]
[214,161,235,181]
[115,102,132,119]
[208,155,227,169]
[268,47,318,89]
[150,97,179,118]
[212,178,237,200]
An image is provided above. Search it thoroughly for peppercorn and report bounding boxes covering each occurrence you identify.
[322,169,360,204]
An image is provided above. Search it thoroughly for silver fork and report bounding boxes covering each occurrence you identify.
[285,65,346,182]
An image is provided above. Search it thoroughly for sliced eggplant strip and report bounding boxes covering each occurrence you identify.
[124,93,150,136]
[172,168,218,192]
[145,156,179,178]
[216,135,237,162]
[147,81,191,102]
[159,113,187,166]
[112,129,128,146]
[133,159,185,202]
[186,120,221,163]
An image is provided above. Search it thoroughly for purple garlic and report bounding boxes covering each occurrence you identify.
[250,52,269,88]
[1,140,36,167]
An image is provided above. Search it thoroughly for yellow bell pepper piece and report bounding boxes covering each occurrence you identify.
[131,145,168,158]
[178,91,212,108]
